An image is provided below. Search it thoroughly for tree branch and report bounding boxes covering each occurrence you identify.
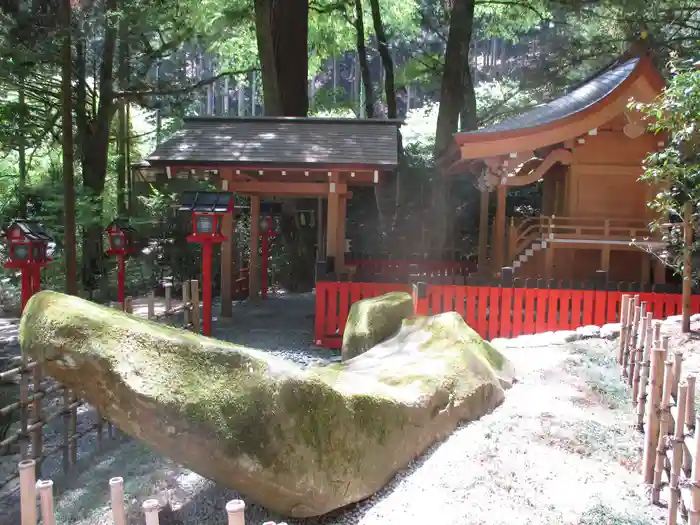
[115,68,259,102]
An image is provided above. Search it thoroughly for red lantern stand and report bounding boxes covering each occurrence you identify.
[3,221,54,312]
[259,216,277,300]
[180,191,235,336]
[105,220,137,306]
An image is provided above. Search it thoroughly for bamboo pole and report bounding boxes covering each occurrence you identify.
[37,479,55,525]
[183,281,191,328]
[191,280,201,334]
[164,282,172,312]
[147,291,155,319]
[31,359,43,477]
[632,313,650,403]
[226,499,246,525]
[110,477,127,525]
[619,294,631,365]
[687,375,696,432]
[628,304,642,380]
[690,413,700,525]
[669,382,689,525]
[19,459,37,525]
[143,499,160,525]
[653,359,675,503]
[645,347,667,483]
[637,320,655,430]
[685,378,695,474]
[19,346,30,460]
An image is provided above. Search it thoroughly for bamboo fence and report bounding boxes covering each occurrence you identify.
[16,458,256,525]
[618,293,700,525]
[0,280,201,492]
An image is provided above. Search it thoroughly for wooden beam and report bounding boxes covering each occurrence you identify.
[224,180,352,197]
[478,188,490,274]
[249,196,261,301]
[220,180,234,317]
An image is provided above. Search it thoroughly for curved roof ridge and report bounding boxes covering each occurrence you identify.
[463,57,641,136]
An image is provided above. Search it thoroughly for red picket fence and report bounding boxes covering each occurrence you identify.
[314,281,700,348]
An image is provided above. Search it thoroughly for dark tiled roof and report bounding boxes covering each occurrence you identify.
[146,117,401,168]
[466,58,640,135]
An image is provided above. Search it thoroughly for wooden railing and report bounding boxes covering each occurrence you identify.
[507,215,656,262]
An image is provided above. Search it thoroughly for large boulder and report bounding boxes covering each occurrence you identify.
[341,291,414,361]
[20,291,509,518]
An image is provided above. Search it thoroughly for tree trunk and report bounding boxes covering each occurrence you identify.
[368,0,396,119]
[354,0,374,119]
[60,0,78,295]
[254,0,314,291]
[116,9,129,216]
[434,0,476,155]
[254,0,309,116]
[18,70,27,217]
[431,0,476,257]
[80,0,118,296]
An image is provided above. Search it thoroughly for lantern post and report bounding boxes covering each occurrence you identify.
[179,191,234,336]
[3,220,54,312]
[105,219,137,306]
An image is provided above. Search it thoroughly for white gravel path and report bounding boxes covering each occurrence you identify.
[14,331,664,525]
[2,295,680,525]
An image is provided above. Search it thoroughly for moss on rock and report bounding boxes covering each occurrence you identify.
[341,292,414,361]
[20,290,508,518]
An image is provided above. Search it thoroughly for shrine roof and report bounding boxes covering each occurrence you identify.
[467,58,640,135]
[146,116,402,169]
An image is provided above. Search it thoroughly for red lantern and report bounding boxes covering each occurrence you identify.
[179,191,235,336]
[3,220,54,311]
[105,219,138,306]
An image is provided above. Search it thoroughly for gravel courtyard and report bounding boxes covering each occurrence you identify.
[13,326,666,525]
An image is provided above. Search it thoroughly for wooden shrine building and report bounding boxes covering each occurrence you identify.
[134,116,401,313]
[440,55,667,284]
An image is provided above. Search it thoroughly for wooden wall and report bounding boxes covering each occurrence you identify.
[561,115,659,220]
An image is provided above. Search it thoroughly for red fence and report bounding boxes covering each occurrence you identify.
[314,281,700,348]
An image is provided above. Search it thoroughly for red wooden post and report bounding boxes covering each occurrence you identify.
[117,253,126,305]
[20,267,32,311]
[412,281,429,316]
[261,231,269,300]
[202,241,213,336]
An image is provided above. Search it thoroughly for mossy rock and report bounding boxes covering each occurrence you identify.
[20,291,507,518]
[341,291,414,361]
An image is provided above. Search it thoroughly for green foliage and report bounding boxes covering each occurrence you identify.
[634,60,700,273]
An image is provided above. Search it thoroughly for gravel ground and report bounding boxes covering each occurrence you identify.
[3,294,692,525]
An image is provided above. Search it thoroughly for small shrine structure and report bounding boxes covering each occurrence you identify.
[440,54,667,284]
[135,116,401,314]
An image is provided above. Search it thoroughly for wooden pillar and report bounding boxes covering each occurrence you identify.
[641,251,651,285]
[654,258,666,284]
[545,244,555,279]
[336,193,347,270]
[249,195,261,301]
[601,220,611,275]
[478,188,489,274]
[316,197,325,262]
[492,183,507,272]
[326,174,340,272]
[220,180,233,317]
